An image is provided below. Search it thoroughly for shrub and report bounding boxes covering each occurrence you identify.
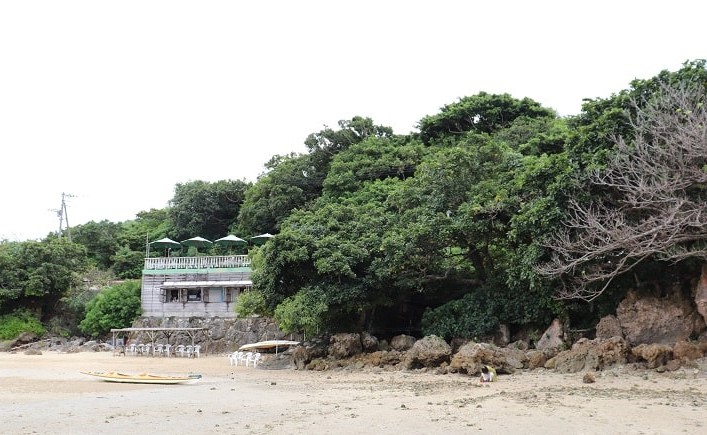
[273,287,327,337]
[235,290,269,317]
[79,280,141,338]
[0,310,45,340]
[421,291,498,341]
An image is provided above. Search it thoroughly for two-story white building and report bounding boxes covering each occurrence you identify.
[141,255,252,318]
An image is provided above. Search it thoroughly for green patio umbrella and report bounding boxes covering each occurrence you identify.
[181,236,213,254]
[214,235,248,254]
[149,237,181,256]
[250,233,275,246]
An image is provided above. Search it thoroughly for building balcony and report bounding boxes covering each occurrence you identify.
[143,255,251,271]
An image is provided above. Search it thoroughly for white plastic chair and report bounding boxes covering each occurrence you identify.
[246,352,261,367]
[175,344,186,357]
[192,345,201,358]
[228,352,240,366]
[239,352,251,366]
[185,345,194,358]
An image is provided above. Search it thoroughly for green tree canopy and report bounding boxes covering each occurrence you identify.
[169,179,250,241]
[418,92,556,145]
[79,280,142,337]
[0,238,87,319]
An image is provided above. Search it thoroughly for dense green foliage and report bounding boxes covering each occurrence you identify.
[2,60,704,343]
[170,180,251,242]
[234,290,269,318]
[0,238,87,319]
[273,286,328,337]
[0,310,46,340]
[79,281,142,338]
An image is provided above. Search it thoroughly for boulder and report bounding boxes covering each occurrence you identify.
[450,342,527,374]
[403,335,451,369]
[328,333,362,359]
[630,343,673,368]
[552,337,629,373]
[526,349,559,370]
[306,358,328,371]
[356,350,405,368]
[665,359,682,371]
[616,289,700,345]
[304,336,330,360]
[595,315,623,340]
[672,341,704,362]
[507,340,529,351]
[258,353,296,370]
[450,338,473,353]
[360,332,379,352]
[291,346,308,370]
[390,334,416,351]
[378,339,390,351]
[536,319,564,350]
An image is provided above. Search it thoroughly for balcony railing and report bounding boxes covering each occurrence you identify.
[144,255,251,270]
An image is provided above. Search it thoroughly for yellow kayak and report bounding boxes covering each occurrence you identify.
[81,371,201,384]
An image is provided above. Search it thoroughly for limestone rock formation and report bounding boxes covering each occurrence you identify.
[616,289,701,345]
[403,335,452,369]
[549,337,628,373]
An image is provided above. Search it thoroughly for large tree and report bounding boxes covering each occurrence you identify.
[71,220,122,269]
[537,79,707,301]
[237,117,394,236]
[0,238,87,318]
[418,92,556,145]
[169,179,250,241]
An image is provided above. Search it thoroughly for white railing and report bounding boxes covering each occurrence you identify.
[144,255,251,270]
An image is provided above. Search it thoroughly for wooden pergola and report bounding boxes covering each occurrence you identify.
[110,327,208,355]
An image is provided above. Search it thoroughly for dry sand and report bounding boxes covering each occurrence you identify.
[0,351,705,435]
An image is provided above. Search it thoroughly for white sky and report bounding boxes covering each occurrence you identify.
[1,1,704,241]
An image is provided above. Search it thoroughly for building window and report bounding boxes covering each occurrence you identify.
[187,289,202,301]
[169,289,179,302]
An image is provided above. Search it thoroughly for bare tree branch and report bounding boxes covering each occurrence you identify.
[537,81,707,301]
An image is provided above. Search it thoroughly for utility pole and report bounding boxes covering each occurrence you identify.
[51,193,76,241]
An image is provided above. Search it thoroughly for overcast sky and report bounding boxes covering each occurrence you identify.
[1,1,704,241]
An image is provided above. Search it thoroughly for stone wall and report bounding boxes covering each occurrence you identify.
[132,316,302,355]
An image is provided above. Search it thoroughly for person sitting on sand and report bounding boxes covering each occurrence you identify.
[480,365,497,383]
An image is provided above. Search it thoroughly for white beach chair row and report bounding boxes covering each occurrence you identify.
[228,351,261,367]
[125,343,201,357]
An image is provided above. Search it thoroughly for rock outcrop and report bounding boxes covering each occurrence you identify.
[403,335,452,369]
[548,337,629,373]
[328,333,363,359]
[390,334,416,351]
[616,289,701,345]
[694,264,707,325]
[595,315,623,340]
[449,342,527,374]
[536,319,564,350]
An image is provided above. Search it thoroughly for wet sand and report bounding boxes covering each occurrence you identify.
[0,352,705,434]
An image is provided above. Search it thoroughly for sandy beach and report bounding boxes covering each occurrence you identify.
[0,351,705,435]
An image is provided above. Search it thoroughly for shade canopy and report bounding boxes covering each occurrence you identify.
[149,237,181,250]
[214,235,248,247]
[180,236,213,248]
[250,233,275,245]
